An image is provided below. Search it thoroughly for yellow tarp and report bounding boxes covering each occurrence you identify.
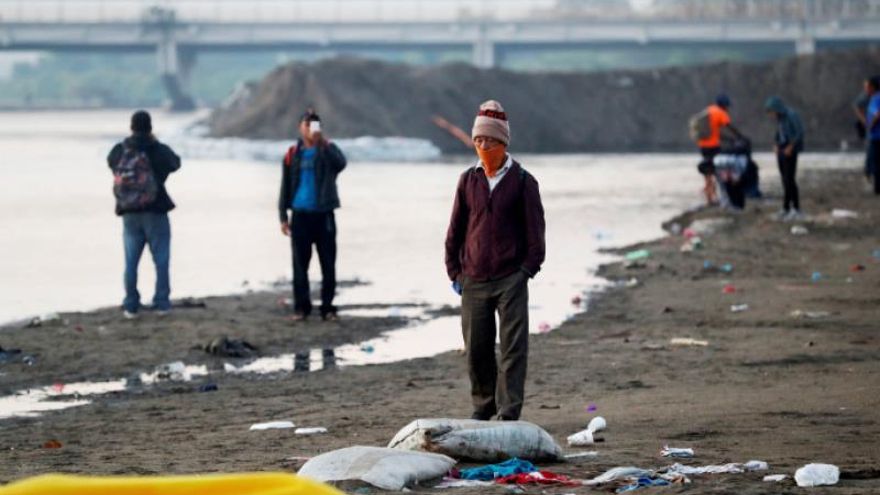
[0,472,343,495]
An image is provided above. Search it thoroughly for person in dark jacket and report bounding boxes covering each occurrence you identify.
[445,100,546,421]
[107,110,181,318]
[765,96,805,221]
[279,110,347,321]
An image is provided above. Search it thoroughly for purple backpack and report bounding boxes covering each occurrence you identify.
[113,146,158,210]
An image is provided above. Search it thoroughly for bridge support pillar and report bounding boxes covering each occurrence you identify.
[147,7,196,111]
[472,26,496,69]
[795,37,816,55]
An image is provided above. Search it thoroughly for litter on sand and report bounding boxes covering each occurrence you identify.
[388,418,563,462]
[297,446,455,491]
[795,463,839,487]
[670,338,708,347]
[665,460,768,475]
[564,451,599,459]
[730,304,749,313]
[790,225,809,235]
[660,446,694,458]
[616,477,671,493]
[790,310,831,319]
[811,271,823,282]
[722,284,736,294]
[434,478,494,489]
[763,474,787,482]
[831,208,859,219]
[295,427,328,435]
[624,249,651,261]
[583,467,689,489]
[457,458,536,481]
[495,470,580,486]
[249,421,295,431]
[567,416,607,446]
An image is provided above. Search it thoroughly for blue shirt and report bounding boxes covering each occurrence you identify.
[868,94,880,141]
[292,147,318,211]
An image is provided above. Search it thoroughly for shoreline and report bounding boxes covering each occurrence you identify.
[1,167,879,493]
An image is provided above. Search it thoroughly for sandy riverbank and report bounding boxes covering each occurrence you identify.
[1,167,879,494]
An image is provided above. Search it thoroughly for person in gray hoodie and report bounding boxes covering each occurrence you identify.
[765,96,805,220]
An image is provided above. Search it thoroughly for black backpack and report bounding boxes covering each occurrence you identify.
[113,146,158,211]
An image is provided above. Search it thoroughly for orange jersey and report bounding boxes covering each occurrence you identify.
[697,104,731,149]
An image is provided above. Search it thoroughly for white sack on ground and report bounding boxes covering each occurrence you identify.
[298,446,455,491]
[388,418,563,462]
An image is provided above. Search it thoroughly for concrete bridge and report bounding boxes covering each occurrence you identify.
[2,0,879,110]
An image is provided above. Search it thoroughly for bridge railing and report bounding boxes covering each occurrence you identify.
[1,0,879,23]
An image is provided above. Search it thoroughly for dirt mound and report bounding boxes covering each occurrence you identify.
[208,48,880,153]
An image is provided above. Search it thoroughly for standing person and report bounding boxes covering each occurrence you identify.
[694,94,742,206]
[107,110,181,318]
[444,100,546,421]
[278,110,347,321]
[864,76,880,195]
[765,96,805,220]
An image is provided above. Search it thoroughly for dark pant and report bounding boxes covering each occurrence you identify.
[461,270,529,420]
[776,150,800,211]
[122,212,171,312]
[290,210,337,317]
[868,140,880,194]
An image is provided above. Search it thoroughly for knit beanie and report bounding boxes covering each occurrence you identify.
[471,100,510,146]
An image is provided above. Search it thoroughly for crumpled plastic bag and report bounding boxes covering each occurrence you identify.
[388,418,563,462]
[297,446,455,491]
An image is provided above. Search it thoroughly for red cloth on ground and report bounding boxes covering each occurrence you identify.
[494,471,580,486]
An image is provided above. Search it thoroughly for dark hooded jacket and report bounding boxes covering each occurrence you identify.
[278,139,347,222]
[765,96,805,152]
[107,134,181,216]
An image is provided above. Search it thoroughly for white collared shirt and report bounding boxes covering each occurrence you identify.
[476,154,512,193]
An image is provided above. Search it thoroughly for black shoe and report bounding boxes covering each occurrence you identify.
[322,312,339,321]
[470,412,494,421]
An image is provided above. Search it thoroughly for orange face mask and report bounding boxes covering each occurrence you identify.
[476,145,507,177]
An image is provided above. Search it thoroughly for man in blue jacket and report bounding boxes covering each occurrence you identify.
[278,111,347,321]
[107,111,181,318]
[765,96,805,220]
[864,76,880,195]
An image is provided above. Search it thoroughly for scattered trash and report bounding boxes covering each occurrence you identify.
[204,337,257,358]
[567,416,607,446]
[790,310,831,319]
[666,460,767,475]
[670,338,708,347]
[155,361,186,381]
[811,271,823,282]
[198,383,218,393]
[668,223,682,235]
[495,470,580,486]
[624,278,639,288]
[688,218,733,236]
[22,355,36,366]
[790,225,809,235]
[295,427,328,435]
[388,418,563,462]
[42,440,62,449]
[51,383,65,393]
[680,236,703,252]
[586,404,598,413]
[564,451,599,459]
[730,304,749,313]
[624,249,650,261]
[623,260,646,269]
[722,284,736,294]
[763,474,787,482]
[570,295,582,306]
[297,446,456,491]
[617,477,670,493]
[458,458,536,481]
[720,263,733,273]
[435,478,493,489]
[538,322,552,333]
[360,343,375,354]
[850,264,866,272]
[831,209,858,219]
[660,446,694,458]
[584,467,653,485]
[682,228,696,239]
[702,260,713,270]
[795,463,840,487]
[249,421,295,431]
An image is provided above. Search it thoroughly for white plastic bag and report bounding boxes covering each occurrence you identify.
[567,416,607,446]
[298,446,455,491]
[795,463,839,487]
[388,418,563,462]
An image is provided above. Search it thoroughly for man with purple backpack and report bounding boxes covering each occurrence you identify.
[107,110,181,318]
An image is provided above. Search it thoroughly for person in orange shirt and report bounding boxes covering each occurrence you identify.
[697,94,742,205]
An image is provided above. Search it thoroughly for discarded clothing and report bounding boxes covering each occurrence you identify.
[665,460,767,475]
[494,470,580,486]
[434,478,494,489]
[616,476,671,493]
[204,337,257,358]
[584,467,655,486]
[458,458,536,481]
[660,446,694,458]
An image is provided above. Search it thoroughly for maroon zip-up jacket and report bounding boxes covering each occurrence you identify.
[445,160,546,282]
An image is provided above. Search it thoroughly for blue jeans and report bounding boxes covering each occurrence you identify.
[123,212,171,312]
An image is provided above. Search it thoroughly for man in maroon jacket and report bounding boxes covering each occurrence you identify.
[445,100,546,421]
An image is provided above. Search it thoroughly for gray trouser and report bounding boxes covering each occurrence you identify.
[461,270,529,420]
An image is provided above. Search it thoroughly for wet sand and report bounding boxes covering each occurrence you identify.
[1,168,879,493]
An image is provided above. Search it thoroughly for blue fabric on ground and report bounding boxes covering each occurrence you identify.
[616,476,671,493]
[459,458,538,481]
